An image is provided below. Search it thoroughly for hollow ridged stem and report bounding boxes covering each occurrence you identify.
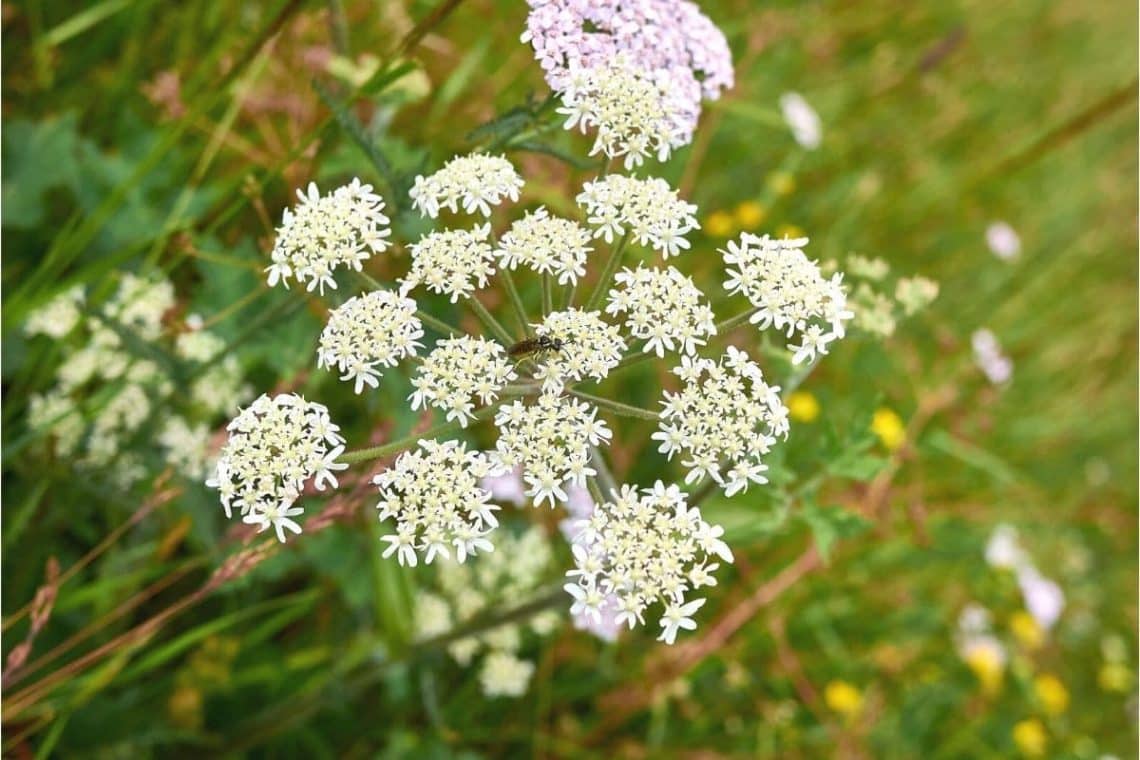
[584,233,629,312]
[541,272,553,317]
[500,267,532,338]
[570,389,659,421]
[465,295,513,345]
[715,306,760,334]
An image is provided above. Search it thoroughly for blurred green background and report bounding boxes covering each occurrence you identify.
[2,0,1136,757]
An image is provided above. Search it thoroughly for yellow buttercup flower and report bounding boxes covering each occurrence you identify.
[1012,718,1047,757]
[787,391,821,423]
[733,200,767,230]
[963,645,1004,696]
[824,680,863,719]
[871,408,905,451]
[1009,611,1045,651]
[705,210,736,238]
[1033,674,1069,715]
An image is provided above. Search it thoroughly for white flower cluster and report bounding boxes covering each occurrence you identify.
[410,336,518,425]
[564,481,732,644]
[494,393,611,506]
[495,207,593,285]
[414,525,559,697]
[655,348,789,496]
[577,175,699,257]
[158,417,214,481]
[318,290,424,393]
[722,233,853,364]
[266,178,391,293]
[607,266,716,357]
[559,58,687,169]
[206,394,346,542]
[24,285,84,338]
[402,225,496,303]
[779,92,822,150]
[984,524,1064,630]
[375,439,501,566]
[972,328,1012,385]
[175,326,252,416]
[104,273,176,340]
[410,153,524,218]
[532,308,626,391]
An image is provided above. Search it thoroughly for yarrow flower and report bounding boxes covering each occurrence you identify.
[409,153,524,218]
[564,480,731,644]
[410,336,518,425]
[779,92,822,150]
[495,207,593,285]
[266,178,391,293]
[317,290,424,393]
[577,175,698,256]
[654,347,789,495]
[531,308,626,391]
[402,225,496,303]
[494,392,612,506]
[558,57,687,168]
[721,233,853,364]
[607,265,716,357]
[206,394,346,542]
[374,439,502,566]
[522,0,733,144]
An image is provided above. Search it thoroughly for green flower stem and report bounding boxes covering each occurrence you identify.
[608,348,656,374]
[500,267,532,338]
[339,406,497,465]
[355,270,383,290]
[416,309,461,338]
[541,272,553,318]
[584,233,629,312]
[465,295,514,345]
[589,444,618,499]
[586,475,607,506]
[715,306,760,334]
[563,281,577,310]
[570,389,659,421]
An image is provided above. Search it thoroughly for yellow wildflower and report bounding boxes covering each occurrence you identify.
[871,408,905,451]
[824,680,863,719]
[1098,662,1132,693]
[1009,611,1044,651]
[167,684,203,730]
[705,210,736,238]
[963,645,1004,696]
[775,223,805,240]
[787,391,821,423]
[733,200,767,230]
[1033,674,1069,715]
[767,171,796,197]
[1012,718,1047,757]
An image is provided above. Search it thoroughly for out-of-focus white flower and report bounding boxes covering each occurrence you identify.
[984,523,1027,570]
[972,328,1013,385]
[266,178,390,293]
[494,392,611,507]
[374,439,502,565]
[1018,567,1065,630]
[957,603,993,636]
[318,290,424,393]
[402,225,496,303]
[410,336,518,426]
[895,276,940,315]
[479,651,536,697]
[480,465,527,507]
[27,391,84,456]
[409,153,524,218]
[564,480,730,643]
[654,348,788,495]
[158,417,214,481]
[206,393,346,542]
[414,592,454,639]
[607,265,716,357]
[576,175,699,256]
[25,285,85,338]
[558,57,688,169]
[495,207,593,285]
[531,309,626,392]
[722,233,852,364]
[779,92,822,150]
[986,221,1021,261]
[102,273,175,341]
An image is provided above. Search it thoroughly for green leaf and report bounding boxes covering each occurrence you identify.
[828,450,889,481]
[799,504,872,562]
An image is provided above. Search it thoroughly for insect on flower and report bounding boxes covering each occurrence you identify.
[507,335,567,359]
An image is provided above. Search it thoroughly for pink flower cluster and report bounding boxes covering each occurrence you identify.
[522,0,733,142]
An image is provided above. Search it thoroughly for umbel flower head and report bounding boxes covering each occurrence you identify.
[654,347,789,496]
[531,308,626,391]
[558,57,688,169]
[266,178,391,293]
[494,392,612,506]
[564,480,733,644]
[607,265,717,357]
[721,233,853,364]
[374,439,502,566]
[495,207,593,285]
[206,394,347,542]
[410,336,519,426]
[410,153,524,218]
[402,225,496,303]
[317,289,424,393]
[577,174,699,256]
